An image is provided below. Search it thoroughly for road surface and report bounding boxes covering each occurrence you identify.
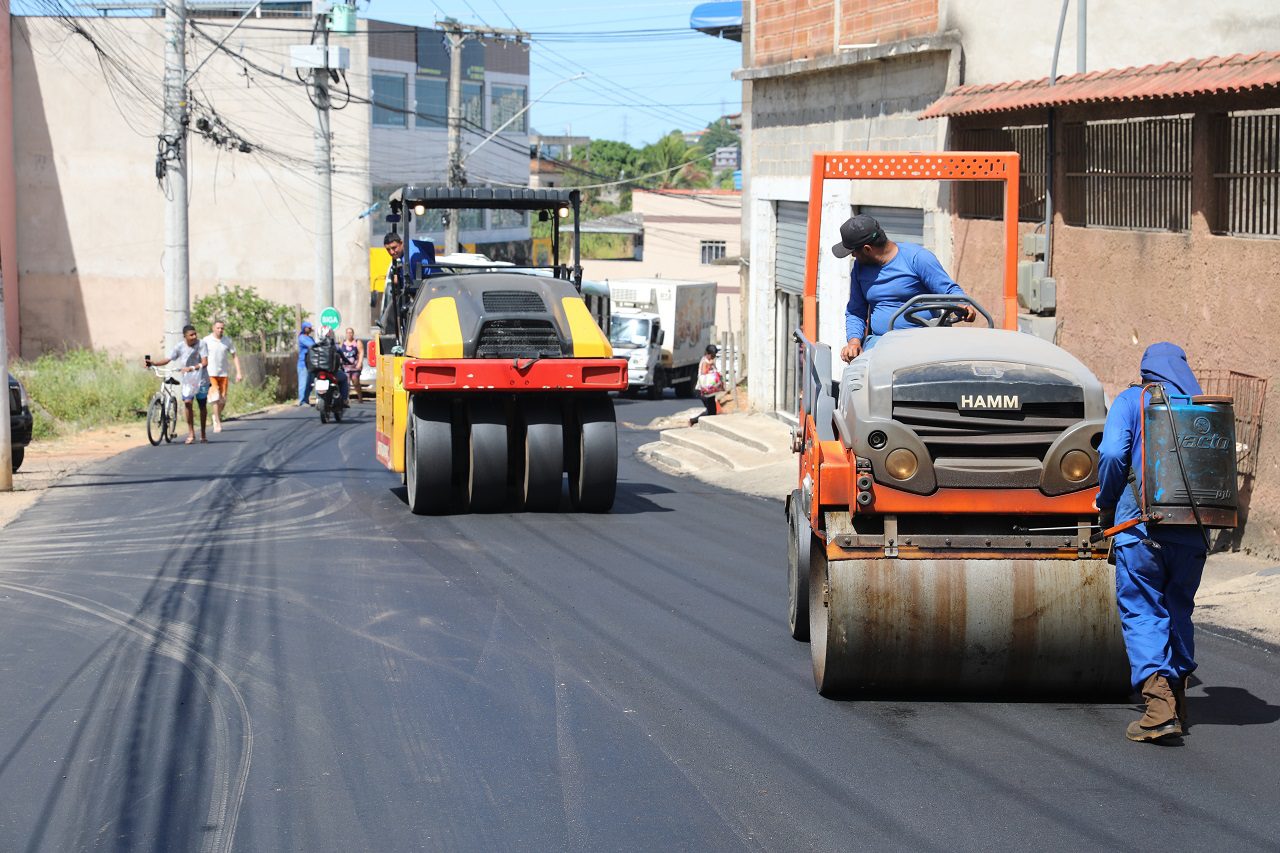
[0,398,1277,851]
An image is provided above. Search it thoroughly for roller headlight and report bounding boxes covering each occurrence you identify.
[885,448,918,480]
[1060,449,1093,482]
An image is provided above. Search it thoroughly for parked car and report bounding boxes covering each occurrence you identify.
[359,338,377,395]
[8,373,32,472]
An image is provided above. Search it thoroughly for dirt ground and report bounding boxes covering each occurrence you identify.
[0,404,293,532]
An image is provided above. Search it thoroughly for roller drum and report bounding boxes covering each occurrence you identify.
[810,556,1128,697]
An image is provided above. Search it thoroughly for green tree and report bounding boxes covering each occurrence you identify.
[191,284,296,353]
[697,118,740,156]
[640,131,698,189]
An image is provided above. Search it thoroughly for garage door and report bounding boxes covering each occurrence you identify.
[775,201,808,295]
[856,205,925,245]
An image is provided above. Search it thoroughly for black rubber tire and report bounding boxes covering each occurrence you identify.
[406,394,455,515]
[786,490,812,642]
[146,394,164,446]
[520,398,564,511]
[646,373,665,400]
[674,377,695,399]
[11,447,23,473]
[467,396,509,513]
[569,394,618,512]
[320,404,329,424]
[164,395,178,443]
[333,403,343,424]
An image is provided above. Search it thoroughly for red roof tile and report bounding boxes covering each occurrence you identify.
[920,51,1280,118]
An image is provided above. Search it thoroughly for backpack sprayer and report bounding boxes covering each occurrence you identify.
[1090,384,1239,548]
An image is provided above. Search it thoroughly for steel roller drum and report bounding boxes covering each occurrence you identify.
[809,557,1130,697]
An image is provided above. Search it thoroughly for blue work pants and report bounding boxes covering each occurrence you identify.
[297,363,313,405]
[1113,538,1207,690]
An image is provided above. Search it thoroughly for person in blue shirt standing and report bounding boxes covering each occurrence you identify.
[832,214,977,362]
[1097,342,1208,743]
[297,321,316,406]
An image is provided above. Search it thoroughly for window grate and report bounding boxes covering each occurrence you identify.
[952,125,1046,222]
[1212,110,1280,238]
[482,291,546,313]
[475,320,562,359]
[700,240,727,265]
[1063,116,1192,232]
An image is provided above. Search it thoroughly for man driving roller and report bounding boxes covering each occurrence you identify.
[833,214,977,362]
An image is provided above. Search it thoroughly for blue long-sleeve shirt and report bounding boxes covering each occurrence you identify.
[844,242,964,342]
[1097,343,1205,547]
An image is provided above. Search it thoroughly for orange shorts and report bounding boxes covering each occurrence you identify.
[208,376,230,401]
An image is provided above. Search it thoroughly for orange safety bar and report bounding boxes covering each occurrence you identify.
[801,151,1021,341]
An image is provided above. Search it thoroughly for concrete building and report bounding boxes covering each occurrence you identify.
[582,189,742,335]
[2,7,530,357]
[733,1,1280,554]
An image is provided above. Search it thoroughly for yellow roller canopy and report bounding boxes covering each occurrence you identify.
[407,297,465,359]
[562,297,613,358]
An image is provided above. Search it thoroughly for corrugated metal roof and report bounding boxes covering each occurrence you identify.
[921,51,1280,118]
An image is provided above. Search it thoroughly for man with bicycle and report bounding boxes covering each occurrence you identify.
[145,324,210,444]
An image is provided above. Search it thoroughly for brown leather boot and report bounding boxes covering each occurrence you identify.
[1172,677,1189,732]
[1126,673,1183,742]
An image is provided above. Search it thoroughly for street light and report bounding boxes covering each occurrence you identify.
[460,72,587,167]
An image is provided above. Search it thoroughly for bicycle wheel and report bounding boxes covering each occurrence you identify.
[164,393,178,443]
[146,394,164,446]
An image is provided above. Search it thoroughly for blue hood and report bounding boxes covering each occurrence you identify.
[1140,342,1202,397]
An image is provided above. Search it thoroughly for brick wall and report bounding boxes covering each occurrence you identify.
[753,0,938,67]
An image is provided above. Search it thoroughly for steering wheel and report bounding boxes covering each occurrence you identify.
[899,301,970,327]
[888,294,995,330]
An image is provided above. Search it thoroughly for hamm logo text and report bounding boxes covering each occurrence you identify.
[960,394,1020,410]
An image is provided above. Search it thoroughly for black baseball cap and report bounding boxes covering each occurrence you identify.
[831,214,883,258]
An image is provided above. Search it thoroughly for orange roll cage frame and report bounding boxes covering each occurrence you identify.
[801,151,1021,340]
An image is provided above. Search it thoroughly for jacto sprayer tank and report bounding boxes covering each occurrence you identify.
[1141,389,1238,528]
[786,152,1131,698]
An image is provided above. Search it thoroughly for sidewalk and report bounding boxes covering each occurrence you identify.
[638,411,1280,650]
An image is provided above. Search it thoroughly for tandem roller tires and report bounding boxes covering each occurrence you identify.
[519,397,565,512]
[568,394,618,513]
[467,397,508,513]
[406,395,457,515]
[808,555,1130,698]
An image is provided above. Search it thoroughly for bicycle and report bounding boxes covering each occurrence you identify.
[146,365,182,446]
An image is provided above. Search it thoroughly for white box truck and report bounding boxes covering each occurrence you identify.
[607,279,717,399]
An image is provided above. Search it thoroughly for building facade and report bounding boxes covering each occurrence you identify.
[735,0,1280,554]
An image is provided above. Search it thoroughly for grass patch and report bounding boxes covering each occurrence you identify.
[14,349,283,439]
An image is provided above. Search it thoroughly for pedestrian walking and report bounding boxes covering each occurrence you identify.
[145,324,209,444]
[203,320,243,432]
[1097,342,1209,743]
[339,327,364,403]
[297,321,316,406]
[691,344,724,424]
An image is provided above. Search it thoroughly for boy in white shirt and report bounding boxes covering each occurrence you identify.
[202,320,243,433]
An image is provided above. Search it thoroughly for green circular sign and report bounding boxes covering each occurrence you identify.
[320,306,341,328]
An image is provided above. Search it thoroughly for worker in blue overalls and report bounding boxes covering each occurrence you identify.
[1097,342,1208,743]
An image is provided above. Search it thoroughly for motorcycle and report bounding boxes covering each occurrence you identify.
[314,367,345,424]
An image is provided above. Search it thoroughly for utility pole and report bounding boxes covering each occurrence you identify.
[161,0,189,353]
[0,260,11,491]
[439,21,527,254]
[313,26,333,321]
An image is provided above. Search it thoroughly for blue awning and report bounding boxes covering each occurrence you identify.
[690,1,742,42]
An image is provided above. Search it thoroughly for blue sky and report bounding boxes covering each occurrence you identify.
[360,0,744,146]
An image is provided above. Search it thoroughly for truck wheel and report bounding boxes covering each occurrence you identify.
[10,447,23,473]
[569,394,617,512]
[646,373,665,400]
[674,377,695,399]
[786,490,811,642]
[520,398,564,511]
[467,397,508,513]
[406,395,454,515]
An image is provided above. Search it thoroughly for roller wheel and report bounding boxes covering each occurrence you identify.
[406,395,455,515]
[164,395,178,442]
[786,490,811,642]
[807,544,839,696]
[467,397,509,513]
[146,394,164,446]
[569,394,617,512]
[520,398,564,511]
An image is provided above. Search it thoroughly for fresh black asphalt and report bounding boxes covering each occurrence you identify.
[0,397,1277,851]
